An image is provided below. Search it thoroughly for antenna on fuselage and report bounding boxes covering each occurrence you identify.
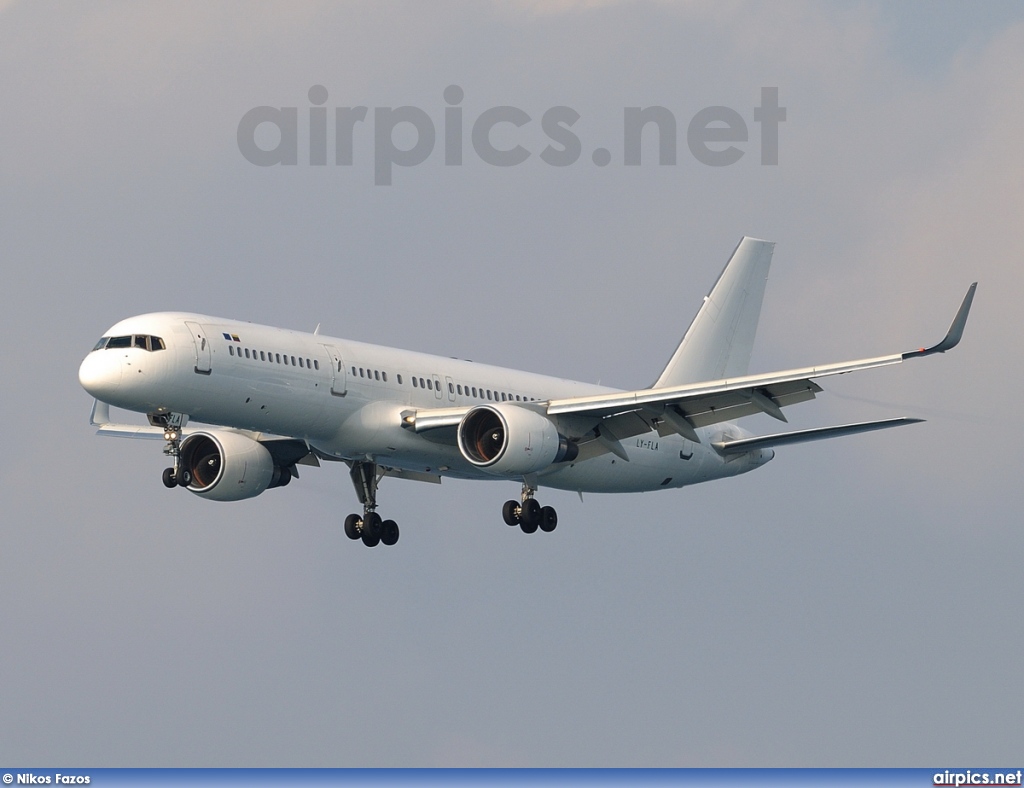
[314,323,321,335]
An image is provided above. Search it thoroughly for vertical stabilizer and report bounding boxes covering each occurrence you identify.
[654,237,774,387]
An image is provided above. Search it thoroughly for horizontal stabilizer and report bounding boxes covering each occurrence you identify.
[712,417,924,455]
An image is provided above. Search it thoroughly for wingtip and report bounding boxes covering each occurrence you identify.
[903,282,976,359]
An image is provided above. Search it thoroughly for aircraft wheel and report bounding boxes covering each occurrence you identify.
[520,499,540,534]
[363,512,383,538]
[381,519,400,546]
[502,500,521,525]
[361,531,381,548]
[178,468,192,487]
[344,513,362,540]
[162,467,178,488]
[539,506,557,532]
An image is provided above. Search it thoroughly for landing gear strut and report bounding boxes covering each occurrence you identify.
[155,412,188,488]
[502,483,557,534]
[344,461,400,547]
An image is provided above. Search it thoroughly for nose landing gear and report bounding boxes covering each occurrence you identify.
[153,412,188,487]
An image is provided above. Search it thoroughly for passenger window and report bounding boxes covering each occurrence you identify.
[229,346,234,356]
[472,387,477,397]
[298,358,304,368]
[259,351,265,361]
[412,377,418,387]
[374,370,380,381]
[245,348,250,359]
[314,360,319,370]
[449,382,454,394]
[397,374,403,384]
[360,368,365,378]
[351,366,357,376]
[291,356,296,365]
[276,353,281,363]
[306,359,311,368]
[426,379,432,390]
[382,372,387,382]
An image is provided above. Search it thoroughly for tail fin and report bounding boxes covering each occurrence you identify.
[654,236,774,387]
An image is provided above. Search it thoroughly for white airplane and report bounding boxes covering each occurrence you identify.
[79,238,976,547]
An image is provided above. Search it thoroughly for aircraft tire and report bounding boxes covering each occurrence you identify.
[162,468,178,488]
[344,514,362,540]
[520,499,541,533]
[361,531,381,547]
[502,500,521,525]
[539,506,557,532]
[520,497,544,528]
[364,512,383,538]
[381,519,400,546]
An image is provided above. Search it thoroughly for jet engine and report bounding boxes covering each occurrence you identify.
[177,430,292,501]
[457,404,577,476]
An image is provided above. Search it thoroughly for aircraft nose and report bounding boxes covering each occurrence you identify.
[78,350,122,400]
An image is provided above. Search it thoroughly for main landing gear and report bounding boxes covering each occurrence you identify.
[502,483,557,534]
[343,461,400,548]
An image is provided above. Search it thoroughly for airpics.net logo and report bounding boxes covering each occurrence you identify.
[237,85,785,185]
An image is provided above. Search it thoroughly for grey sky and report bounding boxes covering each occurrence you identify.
[1,0,1022,767]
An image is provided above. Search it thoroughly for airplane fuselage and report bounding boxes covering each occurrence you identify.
[79,311,770,495]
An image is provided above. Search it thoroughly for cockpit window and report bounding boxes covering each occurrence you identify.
[99,334,165,351]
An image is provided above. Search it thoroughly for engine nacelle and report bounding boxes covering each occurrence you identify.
[457,404,577,476]
[178,430,288,502]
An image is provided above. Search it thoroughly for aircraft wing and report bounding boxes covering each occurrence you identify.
[711,417,924,455]
[89,399,168,439]
[546,283,976,441]
[88,399,316,470]
[399,283,973,448]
